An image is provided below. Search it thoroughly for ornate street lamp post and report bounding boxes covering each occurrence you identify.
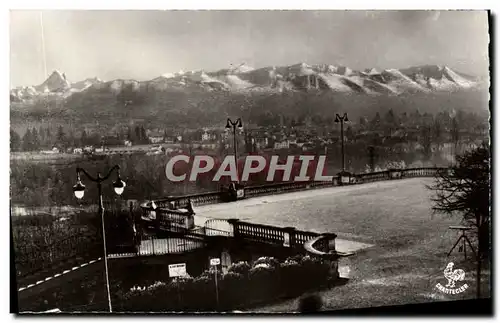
[73,165,126,313]
[335,113,349,172]
[225,118,243,183]
[335,113,351,185]
[225,118,246,200]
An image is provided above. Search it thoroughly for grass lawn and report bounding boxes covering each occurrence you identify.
[196,178,491,312]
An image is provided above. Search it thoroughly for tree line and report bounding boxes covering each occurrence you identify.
[10,125,153,152]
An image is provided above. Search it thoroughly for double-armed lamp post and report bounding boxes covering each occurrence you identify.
[226,118,243,183]
[335,113,349,172]
[73,165,126,313]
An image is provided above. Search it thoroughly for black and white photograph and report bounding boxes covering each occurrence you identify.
[9,8,492,314]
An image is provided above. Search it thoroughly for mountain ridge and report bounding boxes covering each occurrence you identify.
[10,63,486,105]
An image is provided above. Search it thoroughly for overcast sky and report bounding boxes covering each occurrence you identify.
[10,10,489,87]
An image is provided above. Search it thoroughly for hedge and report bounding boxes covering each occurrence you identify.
[117,255,337,312]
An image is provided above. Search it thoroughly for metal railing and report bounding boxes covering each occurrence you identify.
[204,218,233,237]
[145,167,445,210]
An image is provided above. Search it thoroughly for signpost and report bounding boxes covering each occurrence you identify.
[169,263,187,307]
[168,263,187,277]
[210,258,221,308]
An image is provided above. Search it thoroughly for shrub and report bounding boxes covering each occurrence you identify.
[220,271,246,308]
[299,255,330,286]
[279,260,303,294]
[285,254,304,263]
[186,274,216,311]
[228,261,251,277]
[118,254,339,312]
[248,265,280,301]
[252,256,280,269]
[221,271,245,286]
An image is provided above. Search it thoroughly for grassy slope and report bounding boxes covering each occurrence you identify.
[195,178,491,312]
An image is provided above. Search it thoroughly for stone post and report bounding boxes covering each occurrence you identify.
[236,186,245,200]
[338,171,351,186]
[389,169,402,179]
[325,253,340,279]
[154,209,161,233]
[227,218,240,239]
[321,233,339,279]
[283,227,296,248]
[184,213,194,230]
[321,233,337,254]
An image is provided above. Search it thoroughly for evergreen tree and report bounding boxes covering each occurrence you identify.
[31,128,40,150]
[127,127,134,141]
[411,109,422,125]
[135,126,141,142]
[22,128,32,151]
[451,117,460,156]
[10,129,21,152]
[140,126,148,144]
[119,129,126,141]
[400,112,409,125]
[38,126,46,147]
[89,133,102,147]
[67,129,75,147]
[57,126,65,146]
[433,119,442,149]
[385,109,398,126]
[46,128,52,147]
[384,109,398,136]
[367,145,376,172]
[421,125,432,161]
[371,112,381,130]
[81,130,88,146]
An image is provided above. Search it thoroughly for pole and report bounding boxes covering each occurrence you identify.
[214,265,219,309]
[177,282,181,308]
[476,214,481,299]
[233,125,238,183]
[98,180,113,313]
[340,120,345,172]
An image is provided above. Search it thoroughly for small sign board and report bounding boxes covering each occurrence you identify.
[210,258,221,266]
[168,263,187,277]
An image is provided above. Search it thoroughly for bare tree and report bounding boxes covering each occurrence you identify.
[428,144,490,298]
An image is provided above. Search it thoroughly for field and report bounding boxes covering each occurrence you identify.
[195,178,491,312]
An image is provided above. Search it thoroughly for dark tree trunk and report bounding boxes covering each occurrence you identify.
[478,222,490,258]
[477,256,481,298]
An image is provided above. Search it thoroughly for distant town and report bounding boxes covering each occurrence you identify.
[11,108,487,173]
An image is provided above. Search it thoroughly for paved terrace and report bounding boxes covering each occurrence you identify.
[190,178,489,311]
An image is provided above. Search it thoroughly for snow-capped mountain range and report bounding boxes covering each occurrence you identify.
[10,63,484,104]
